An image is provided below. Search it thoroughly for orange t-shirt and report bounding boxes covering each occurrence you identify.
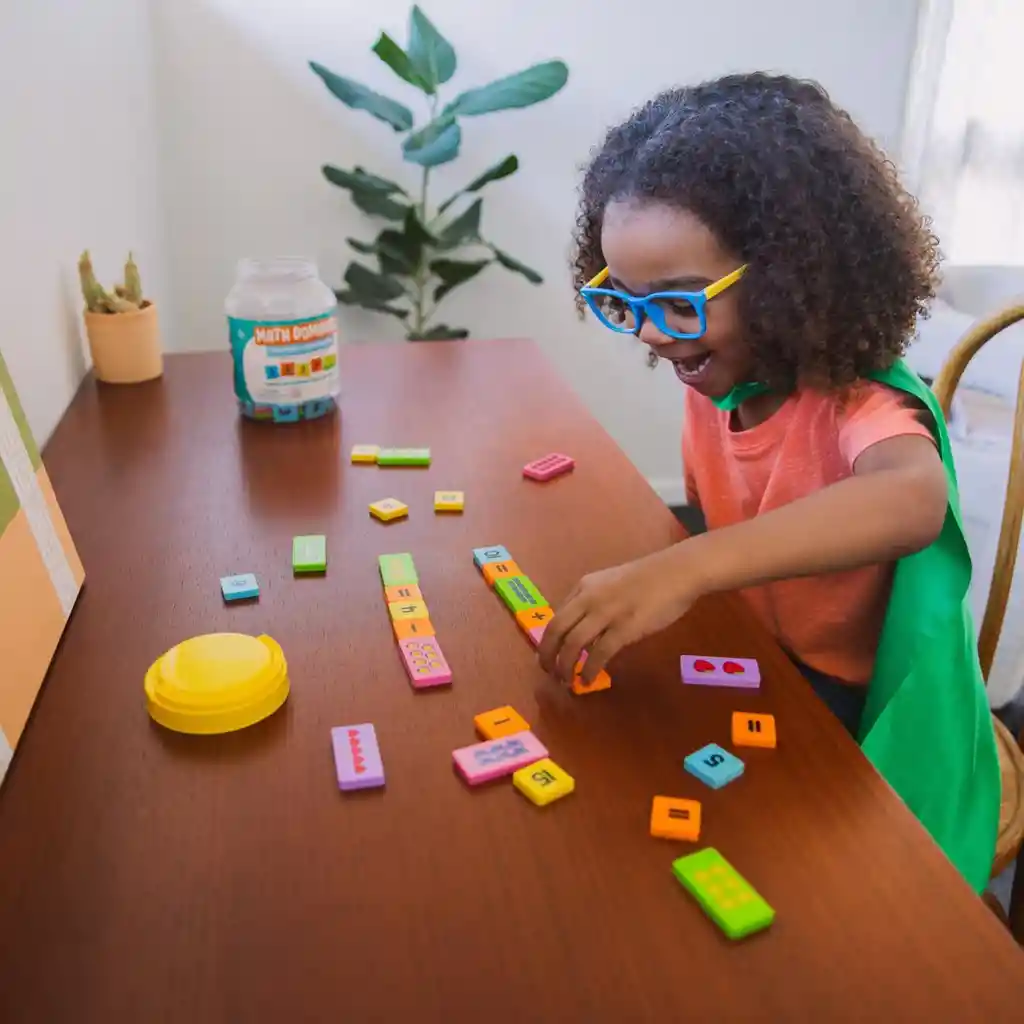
[682,383,934,684]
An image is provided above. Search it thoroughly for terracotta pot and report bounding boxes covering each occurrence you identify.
[84,302,163,384]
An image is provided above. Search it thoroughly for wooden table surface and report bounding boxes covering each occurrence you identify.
[0,341,1021,1022]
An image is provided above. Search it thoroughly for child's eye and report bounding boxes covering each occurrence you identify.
[601,296,633,326]
[661,297,699,318]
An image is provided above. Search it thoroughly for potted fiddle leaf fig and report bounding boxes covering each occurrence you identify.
[311,5,567,340]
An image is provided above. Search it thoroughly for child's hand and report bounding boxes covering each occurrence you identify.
[538,549,701,683]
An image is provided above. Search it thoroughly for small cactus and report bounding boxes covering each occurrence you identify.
[78,250,147,314]
[123,252,143,305]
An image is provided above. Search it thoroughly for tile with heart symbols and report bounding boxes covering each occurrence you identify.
[331,723,385,790]
[681,655,760,689]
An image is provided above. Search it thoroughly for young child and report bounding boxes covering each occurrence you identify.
[538,74,999,892]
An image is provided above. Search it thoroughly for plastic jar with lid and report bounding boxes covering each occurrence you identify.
[225,257,339,422]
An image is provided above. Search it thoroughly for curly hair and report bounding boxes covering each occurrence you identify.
[572,73,940,389]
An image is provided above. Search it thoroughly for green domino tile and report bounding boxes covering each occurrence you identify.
[377,448,431,467]
[672,848,775,940]
[494,575,546,614]
[292,534,327,573]
[379,552,418,586]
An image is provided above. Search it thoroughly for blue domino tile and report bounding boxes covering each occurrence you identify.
[220,573,259,601]
[473,545,512,568]
[684,743,745,790]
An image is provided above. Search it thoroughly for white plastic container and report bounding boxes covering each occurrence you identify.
[224,258,339,422]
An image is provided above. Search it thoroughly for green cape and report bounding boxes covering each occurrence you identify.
[860,360,999,892]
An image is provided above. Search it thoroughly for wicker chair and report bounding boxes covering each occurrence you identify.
[932,305,1024,941]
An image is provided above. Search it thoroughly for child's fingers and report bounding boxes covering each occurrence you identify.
[580,628,626,680]
[537,596,585,676]
[556,617,603,683]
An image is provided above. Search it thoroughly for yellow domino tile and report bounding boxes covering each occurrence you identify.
[434,490,464,512]
[350,445,380,464]
[513,758,575,806]
[474,705,530,740]
[369,498,408,522]
[388,599,429,621]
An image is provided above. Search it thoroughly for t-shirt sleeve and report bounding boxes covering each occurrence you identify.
[838,383,936,467]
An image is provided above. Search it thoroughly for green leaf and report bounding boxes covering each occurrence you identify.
[344,262,406,301]
[407,6,456,90]
[430,258,491,301]
[376,229,421,275]
[404,207,437,248]
[408,325,470,340]
[371,32,431,92]
[336,290,409,319]
[346,237,377,255]
[436,197,482,248]
[491,245,543,284]
[438,155,519,214]
[402,116,461,167]
[310,61,414,131]
[446,60,568,117]
[322,165,409,220]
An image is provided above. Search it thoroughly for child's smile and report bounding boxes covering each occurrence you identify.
[601,200,752,398]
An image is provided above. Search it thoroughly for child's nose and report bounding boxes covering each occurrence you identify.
[637,318,673,348]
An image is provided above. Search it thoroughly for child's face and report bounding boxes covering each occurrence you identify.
[601,200,752,396]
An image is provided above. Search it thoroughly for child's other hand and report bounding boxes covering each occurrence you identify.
[537,550,700,683]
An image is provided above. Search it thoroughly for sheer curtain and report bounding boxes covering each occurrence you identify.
[905,0,1024,265]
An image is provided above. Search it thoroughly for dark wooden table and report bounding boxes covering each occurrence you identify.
[0,342,1021,1022]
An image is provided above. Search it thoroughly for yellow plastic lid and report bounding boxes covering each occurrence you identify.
[144,632,289,734]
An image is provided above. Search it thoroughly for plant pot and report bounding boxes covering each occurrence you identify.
[84,302,163,384]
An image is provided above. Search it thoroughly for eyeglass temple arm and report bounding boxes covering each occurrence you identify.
[583,265,747,295]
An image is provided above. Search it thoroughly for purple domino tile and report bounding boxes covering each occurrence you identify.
[331,723,385,790]
[681,655,761,689]
[452,730,549,785]
[522,452,575,482]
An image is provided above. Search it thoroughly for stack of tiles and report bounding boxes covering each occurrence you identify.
[379,552,452,688]
[472,545,610,694]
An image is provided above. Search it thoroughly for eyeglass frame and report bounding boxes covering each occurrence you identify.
[579,264,747,340]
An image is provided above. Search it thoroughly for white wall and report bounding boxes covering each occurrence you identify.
[0,0,168,446]
[153,0,920,499]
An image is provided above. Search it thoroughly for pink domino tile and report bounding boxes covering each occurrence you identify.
[399,636,453,688]
[681,655,761,689]
[330,723,385,790]
[523,452,575,482]
[453,730,549,785]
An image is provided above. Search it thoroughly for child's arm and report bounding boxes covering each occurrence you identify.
[538,434,947,682]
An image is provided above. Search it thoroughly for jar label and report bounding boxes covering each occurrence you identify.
[228,311,339,419]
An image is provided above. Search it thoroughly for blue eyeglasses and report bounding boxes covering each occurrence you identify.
[580,264,747,340]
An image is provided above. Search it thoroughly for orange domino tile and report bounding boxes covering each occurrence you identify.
[650,796,701,841]
[393,618,435,641]
[384,583,422,603]
[514,606,554,634]
[474,706,530,740]
[731,712,777,749]
[571,657,611,695]
[481,560,522,587]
